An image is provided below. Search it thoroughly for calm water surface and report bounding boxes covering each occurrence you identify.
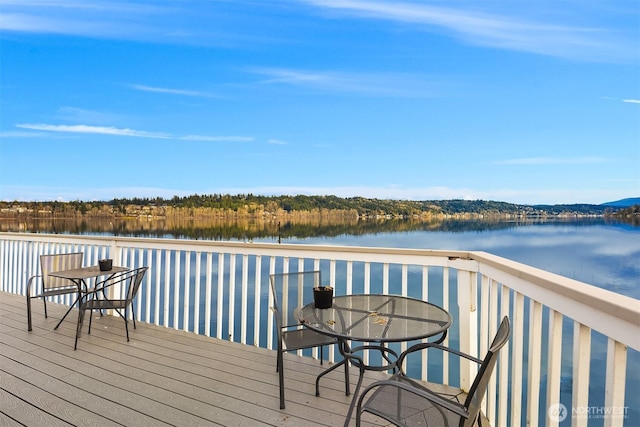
[265,220,639,300]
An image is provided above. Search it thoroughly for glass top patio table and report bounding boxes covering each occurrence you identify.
[298,294,451,426]
[298,294,451,343]
[48,265,129,331]
[49,265,129,284]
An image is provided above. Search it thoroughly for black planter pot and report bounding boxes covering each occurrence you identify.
[313,287,333,309]
[98,259,113,271]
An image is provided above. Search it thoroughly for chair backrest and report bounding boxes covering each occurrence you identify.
[40,252,83,290]
[90,267,148,308]
[461,316,511,427]
[125,267,148,302]
[269,271,322,330]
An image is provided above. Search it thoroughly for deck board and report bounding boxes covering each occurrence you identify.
[0,291,397,426]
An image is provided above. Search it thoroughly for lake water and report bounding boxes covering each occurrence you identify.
[275,219,639,301]
[4,217,638,425]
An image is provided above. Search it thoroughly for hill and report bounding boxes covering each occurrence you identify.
[601,198,640,208]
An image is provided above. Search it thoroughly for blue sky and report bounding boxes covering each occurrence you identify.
[0,0,638,205]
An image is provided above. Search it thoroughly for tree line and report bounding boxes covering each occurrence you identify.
[0,194,624,219]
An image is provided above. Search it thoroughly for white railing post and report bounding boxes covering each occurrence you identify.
[173,253,181,329]
[241,254,250,344]
[604,339,627,427]
[547,309,564,427]
[183,251,191,331]
[109,239,119,265]
[510,292,525,427]
[527,300,543,427]
[216,252,225,339]
[253,255,262,347]
[194,251,202,334]
[442,266,450,385]
[457,269,477,391]
[228,253,236,341]
[573,323,592,427]
[204,252,213,337]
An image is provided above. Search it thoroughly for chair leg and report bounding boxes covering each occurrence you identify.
[74,306,84,350]
[277,348,285,409]
[131,306,137,330]
[276,346,281,373]
[43,298,48,319]
[26,295,33,331]
[87,307,93,334]
[123,311,130,342]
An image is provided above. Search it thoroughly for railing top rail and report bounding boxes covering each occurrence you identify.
[0,231,472,263]
[473,250,639,319]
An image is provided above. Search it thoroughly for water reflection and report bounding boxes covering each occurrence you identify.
[3,216,636,299]
[0,216,626,240]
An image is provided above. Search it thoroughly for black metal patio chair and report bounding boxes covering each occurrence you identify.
[27,252,84,331]
[355,316,511,427]
[269,270,342,409]
[75,266,148,349]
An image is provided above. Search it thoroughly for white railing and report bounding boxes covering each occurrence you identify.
[0,232,637,427]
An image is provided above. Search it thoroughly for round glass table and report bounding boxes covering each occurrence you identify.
[298,294,451,426]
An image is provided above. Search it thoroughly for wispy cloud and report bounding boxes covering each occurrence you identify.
[622,99,640,104]
[268,139,289,145]
[16,123,171,138]
[495,157,610,165]
[180,135,254,142]
[0,1,170,39]
[129,84,219,98]
[247,67,444,97]
[2,0,632,62]
[12,123,261,143]
[300,0,635,62]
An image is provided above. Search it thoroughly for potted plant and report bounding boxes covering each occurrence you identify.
[98,259,113,271]
[313,285,333,309]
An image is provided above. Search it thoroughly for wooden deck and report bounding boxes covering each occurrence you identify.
[0,291,396,426]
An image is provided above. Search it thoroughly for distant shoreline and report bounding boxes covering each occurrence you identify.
[1,195,636,221]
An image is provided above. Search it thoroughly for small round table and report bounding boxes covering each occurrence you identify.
[299,294,451,426]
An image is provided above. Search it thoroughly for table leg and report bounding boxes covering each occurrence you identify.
[315,340,351,396]
[54,279,84,330]
[339,343,399,427]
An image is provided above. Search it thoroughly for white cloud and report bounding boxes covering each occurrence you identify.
[300,0,635,62]
[129,84,219,98]
[15,123,171,138]
[247,67,444,97]
[622,99,640,104]
[268,139,289,145]
[12,123,258,142]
